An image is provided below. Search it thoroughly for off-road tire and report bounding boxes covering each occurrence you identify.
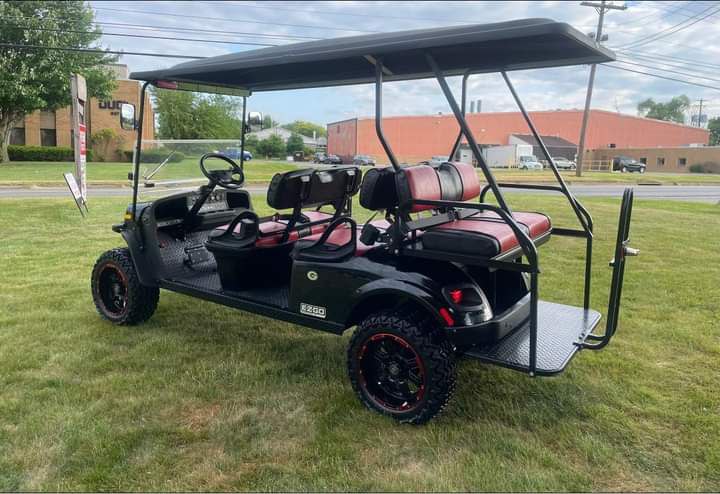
[91,248,159,325]
[347,308,456,424]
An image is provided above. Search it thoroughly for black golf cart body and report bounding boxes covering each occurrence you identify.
[94,19,638,423]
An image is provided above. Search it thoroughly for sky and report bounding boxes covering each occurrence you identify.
[90,0,720,126]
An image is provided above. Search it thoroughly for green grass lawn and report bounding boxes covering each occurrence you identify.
[2,160,720,187]
[0,194,718,491]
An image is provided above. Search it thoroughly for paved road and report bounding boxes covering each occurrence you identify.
[1,184,719,202]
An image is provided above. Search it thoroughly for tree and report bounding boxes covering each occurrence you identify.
[286,133,304,154]
[708,117,720,146]
[0,1,117,162]
[90,128,123,162]
[637,95,690,124]
[154,90,242,139]
[282,120,326,138]
[257,135,285,158]
[243,134,259,155]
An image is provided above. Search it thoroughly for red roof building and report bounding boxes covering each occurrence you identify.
[327,109,709,164]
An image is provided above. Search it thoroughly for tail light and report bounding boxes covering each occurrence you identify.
[441,284,493,326]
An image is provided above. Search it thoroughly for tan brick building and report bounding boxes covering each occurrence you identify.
[10,65,154,159]
[586,146,720,173]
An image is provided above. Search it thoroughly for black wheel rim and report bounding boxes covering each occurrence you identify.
[357,333,426,413]
[98,264,128,316]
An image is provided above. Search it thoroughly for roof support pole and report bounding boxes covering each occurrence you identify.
[239,95,247,170]
[448,71,470,161]
[131,81,150,221]
[500,71,592,234]
[501,70,594,310]
[425,53,511,214]
[374,58,400,171]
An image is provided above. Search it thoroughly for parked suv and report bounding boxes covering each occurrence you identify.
[552,156,576,170]
[323,154,343,164]
[353,154,376,166]
[222,147,252,161]
[518,155,543,170]
[613,156,646,173]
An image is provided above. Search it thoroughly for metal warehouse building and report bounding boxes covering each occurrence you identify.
[327,109,709,168]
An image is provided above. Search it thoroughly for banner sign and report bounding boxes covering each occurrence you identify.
[63,172,87,217]
[71,74,87,202]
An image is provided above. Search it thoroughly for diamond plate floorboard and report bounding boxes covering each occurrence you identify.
[466,301,601,375]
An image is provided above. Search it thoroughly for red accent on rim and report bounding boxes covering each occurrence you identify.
[357,332,426,412]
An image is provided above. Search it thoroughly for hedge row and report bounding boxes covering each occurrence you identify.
[8,145,94,162]
[688,161,720,174]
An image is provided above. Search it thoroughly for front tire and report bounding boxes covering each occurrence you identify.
[347,309,456,424]
[91,248,159,325]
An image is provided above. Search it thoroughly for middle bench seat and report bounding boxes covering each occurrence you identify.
[396,162,552,258]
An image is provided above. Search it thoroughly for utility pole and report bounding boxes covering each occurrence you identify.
[576,1,626,176]
[696,98,704,127]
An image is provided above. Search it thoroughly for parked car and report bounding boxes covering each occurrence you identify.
[323,154,343,164]
[313,152,326,163]
[353,154,376,166]
[613,155,646,173]
[222,147,252,161]
[552,157,576,170]
[518,155,543,170]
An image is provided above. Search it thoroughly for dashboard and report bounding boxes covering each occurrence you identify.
[186,189,228,213]
[151,188,251,230]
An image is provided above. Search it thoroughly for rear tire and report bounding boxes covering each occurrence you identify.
[91,248,159,325]
[347,309,456,424]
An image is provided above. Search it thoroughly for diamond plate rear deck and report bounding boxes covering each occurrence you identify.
[465,301,601,375]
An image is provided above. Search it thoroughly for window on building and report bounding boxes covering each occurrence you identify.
[40,129,57,147]
[639,157,647,164]
[678,157,687,167]
[657,157,665,166]
[9,128,25,145]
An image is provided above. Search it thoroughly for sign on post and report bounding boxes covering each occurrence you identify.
[70,74,88,207]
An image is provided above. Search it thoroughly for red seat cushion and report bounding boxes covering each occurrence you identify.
[421,211,551,257]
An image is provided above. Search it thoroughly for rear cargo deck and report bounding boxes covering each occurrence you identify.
[465,301,601,375]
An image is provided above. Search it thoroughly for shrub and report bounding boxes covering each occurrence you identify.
[122,149,186,164]
[8,145,94,162]
[90,129,124,162]
[688,161,720,174]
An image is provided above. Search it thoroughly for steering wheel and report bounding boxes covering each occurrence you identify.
[199,153,244,189]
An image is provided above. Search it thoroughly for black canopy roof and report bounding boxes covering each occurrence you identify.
[130,18,614,92]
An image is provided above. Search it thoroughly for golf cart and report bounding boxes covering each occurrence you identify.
[93,19,638,424]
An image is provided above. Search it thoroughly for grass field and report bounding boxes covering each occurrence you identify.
[0,194,718,491]
[2,160,720,187]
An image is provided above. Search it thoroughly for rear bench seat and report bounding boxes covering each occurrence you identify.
[397,162,551,258]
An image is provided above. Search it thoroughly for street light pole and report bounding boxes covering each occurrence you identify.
[576,1,626,177]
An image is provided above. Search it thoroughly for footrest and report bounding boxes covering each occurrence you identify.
[465,301,601,375]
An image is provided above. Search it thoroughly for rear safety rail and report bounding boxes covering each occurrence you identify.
[584,188,637,350]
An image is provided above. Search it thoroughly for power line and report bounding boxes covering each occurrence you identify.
[620,3,720,49]
[1,15,320,41]
[93,6,378,34]
[1,23,279,47]
[603,63,720,91]
[616,48,720,70]
[614,58,720,84]
[0,43,206,60]
[222,0,472,25]
[617,51,720,77]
